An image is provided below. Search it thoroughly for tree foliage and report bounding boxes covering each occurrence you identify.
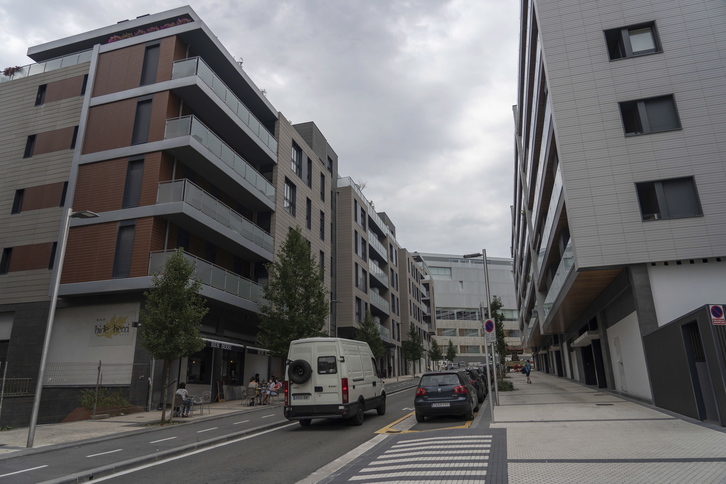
[446,339,458,362]
[428,339,444,364]
[355,310,386,361]
[402,322,424,376]
[257,227,328,358]
[140,248,208,424]
[489,295,507,366]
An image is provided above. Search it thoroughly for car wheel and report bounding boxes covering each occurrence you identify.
[474,400,480,412]
[288,359,313,384]
[299,419,312,427]
[415,411,425,423]
[464,406,474,421]
[376,395,386,416]
[350,402,365,426]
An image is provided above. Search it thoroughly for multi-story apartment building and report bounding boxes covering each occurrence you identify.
[0,6,336,427]
[335,178,402,376]
[513,0,726,425]
[417,253,519,366]
[398,248,433,375]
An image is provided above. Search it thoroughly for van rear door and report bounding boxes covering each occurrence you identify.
[311,343,340,406]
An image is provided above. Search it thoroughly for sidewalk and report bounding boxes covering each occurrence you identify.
[0,376,418,458]
[493,370,726,483]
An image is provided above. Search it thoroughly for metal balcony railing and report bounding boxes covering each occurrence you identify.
[148,250,264,304]
[0,50,93,83]
[172,57,278,154]
[164,116,275,202]
[157,179,273,253]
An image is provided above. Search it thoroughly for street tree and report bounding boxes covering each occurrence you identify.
[428,339,444,367]
[257,227,328,358]
[489,295,507,367]
[355,310,386,369]
[402,322,424,377]
[446,339,458,363]
[140,248,208,425]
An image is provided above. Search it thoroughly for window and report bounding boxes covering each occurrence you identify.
[636,177,702,221]
[80,74,88,96]
[131,98,153,145]
[305,198,312,229]
[318,356,337,374]
[11,190,24,214]
[122,157,144,208]
[177,229,190,251]
[461,328,480,337]
[438,328,457,337]
[60,182,68,207]
[291,142,302,176]
[461,345,481,354]
[620,95,680,136]
[24,135,36,158]
[112,221,135,278]
[327,156,333,173]
[319,250,325,281]
[320,173,325,201]
[0,248,11,274]
[319,211,325,240]
[306,159,312,187]
[360,206,366,230]
[605,22,660,60]
[70,126,79,150]
[140,44,160,86]
[284,179,297,216]
[429,266,452,279]
[35,84,47,106]
[48,242,58,270]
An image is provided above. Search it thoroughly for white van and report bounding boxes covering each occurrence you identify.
[283,337,386,427]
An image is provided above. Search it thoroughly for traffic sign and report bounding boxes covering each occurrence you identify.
[710,305,725,325]
[484,319,495,333]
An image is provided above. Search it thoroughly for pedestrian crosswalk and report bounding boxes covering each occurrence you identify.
[347,435,491,482]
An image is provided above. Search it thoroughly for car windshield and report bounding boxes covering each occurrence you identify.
[420,374,460,386]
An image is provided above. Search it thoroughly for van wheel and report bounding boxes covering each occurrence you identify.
[376,396,386,416]
[350,403,364,426]
[299,419,311,427]
[288,359,313,384]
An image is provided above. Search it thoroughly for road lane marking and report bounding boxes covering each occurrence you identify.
[196,427,218,433]
[261,414,275,418]
[375,411,476,434]
[0,465,48,478]
[150,437,177,443]
[89,423,297,481]
[87,449,123,458]
[295,434,389,484]
[233,420,250,425]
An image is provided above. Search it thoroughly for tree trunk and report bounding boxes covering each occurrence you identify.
[159,360,170,425]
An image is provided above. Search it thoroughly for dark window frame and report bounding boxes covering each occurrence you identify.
[619,95,681,136]
[131,97,153,145]
[306,198,312,229]
[636,176,703,221]
[35,84,47,106]
[0,248,12,275]
[112,221,136,278]
[140,43,161,86]
[24,135,36,158]
[70,126,79,149]
[122,157,145,208]
[605,21,661,60]
[284,178,297,216]
[11,189,24,214]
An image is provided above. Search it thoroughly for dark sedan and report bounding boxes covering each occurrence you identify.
[414,370,479,422]
[465,367,487,402]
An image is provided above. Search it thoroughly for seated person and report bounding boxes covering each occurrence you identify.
[176,382,192,417]
[247,377,259,405]
[262,378,281,404]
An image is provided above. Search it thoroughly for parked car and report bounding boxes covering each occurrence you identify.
[465,367,487,402]
[414,370,479,422]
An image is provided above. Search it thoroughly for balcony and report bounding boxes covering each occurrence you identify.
[542,239,574,319]
[379,324,392,343]
[369,291,390,314]
[172,57,277,155]
[337,177,391,238]
[0,50,92,83]
[537,164,563,275]
[368,260,389,287]
[149,250,264,306]
[157,179,273,254]
[165,116,275,208]
[367,231,388,261]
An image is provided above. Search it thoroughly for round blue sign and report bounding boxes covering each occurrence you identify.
[484,320,495,333]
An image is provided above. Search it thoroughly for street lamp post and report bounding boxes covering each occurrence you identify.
[464,249,498,420]
[27,209,98,448]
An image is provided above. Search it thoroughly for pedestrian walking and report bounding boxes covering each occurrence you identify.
[524,360,532,384]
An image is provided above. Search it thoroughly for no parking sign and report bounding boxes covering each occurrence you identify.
[710,305,725,325]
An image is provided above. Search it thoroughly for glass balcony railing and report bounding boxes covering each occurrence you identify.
[157,179,273,253]
[0,50,93,83]
[367,231,388,259]
[369,291,390,313]
[172,57,278,154]
[379,324,391,340]
[542,239,574,318]
[537,164,563,274]
[368,260,389,286]
[165,116,275,203]
[149,250,264,304]
[337,177,392,239]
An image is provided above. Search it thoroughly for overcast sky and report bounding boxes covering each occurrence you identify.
[0,0,520,258]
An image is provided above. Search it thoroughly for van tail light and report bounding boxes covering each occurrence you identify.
[284,381,289,406]
[453,385,468,394]
[415,388,427,396]
[341,378,349,404]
